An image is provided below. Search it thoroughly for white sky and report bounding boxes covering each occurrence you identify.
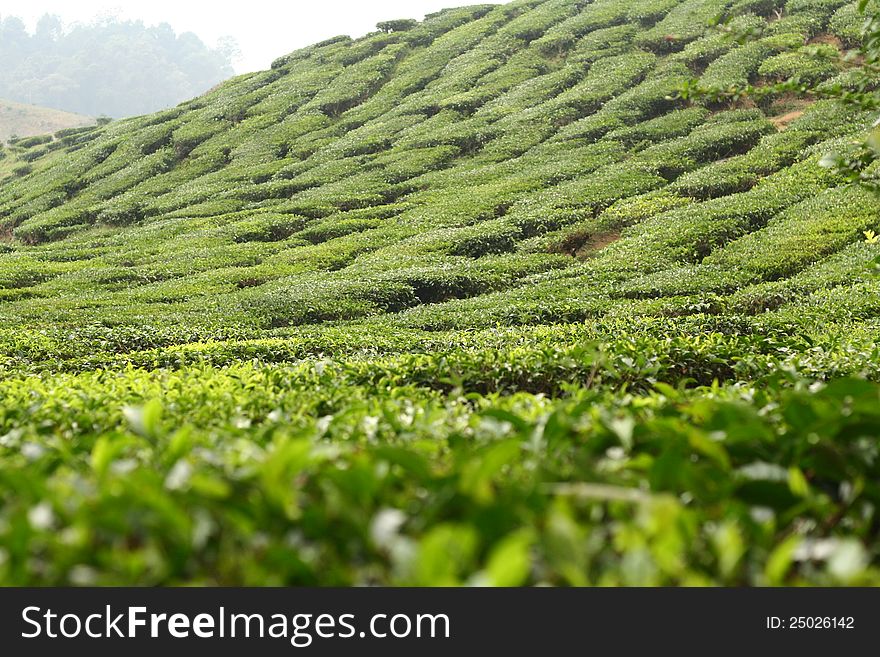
[5,1,505,73]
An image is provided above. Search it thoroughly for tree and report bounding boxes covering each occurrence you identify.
[0,14,236,117]
[376,19,418,33]
[35,14,62,43]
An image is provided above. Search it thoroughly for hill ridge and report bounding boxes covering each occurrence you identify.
[0,97,93,144]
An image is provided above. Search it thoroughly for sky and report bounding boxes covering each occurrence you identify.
[5,0,506,74]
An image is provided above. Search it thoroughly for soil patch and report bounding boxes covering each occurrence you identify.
[574,230,622,259]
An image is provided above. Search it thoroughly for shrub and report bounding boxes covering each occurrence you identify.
[226,213,310,243]
[704,186,879,280]
[377,19,419,33]
[10,134,53,149]
[636,0,737,53]
[758,45,841,83]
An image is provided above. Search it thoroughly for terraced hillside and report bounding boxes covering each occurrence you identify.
[0,0,878,586]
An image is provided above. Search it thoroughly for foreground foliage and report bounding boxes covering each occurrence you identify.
[3,355,880,586]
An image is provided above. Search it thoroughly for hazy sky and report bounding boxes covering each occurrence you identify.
[6,1,505,74]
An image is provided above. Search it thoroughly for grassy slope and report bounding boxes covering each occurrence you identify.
[0,0,878,586]
[0,98,94,143]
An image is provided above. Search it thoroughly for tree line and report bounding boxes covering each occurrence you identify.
[0,14,236,118]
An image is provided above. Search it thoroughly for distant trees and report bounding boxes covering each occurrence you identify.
[376,19,419,33]
[0,14,235,117]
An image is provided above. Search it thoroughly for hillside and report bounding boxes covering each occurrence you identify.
[0,97,93,142]
[0,0,878,586]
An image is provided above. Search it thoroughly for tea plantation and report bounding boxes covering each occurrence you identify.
[0,0,879,586]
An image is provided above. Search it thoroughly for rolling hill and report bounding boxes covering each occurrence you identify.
[0,97,94,143]
[0,0,878,586]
